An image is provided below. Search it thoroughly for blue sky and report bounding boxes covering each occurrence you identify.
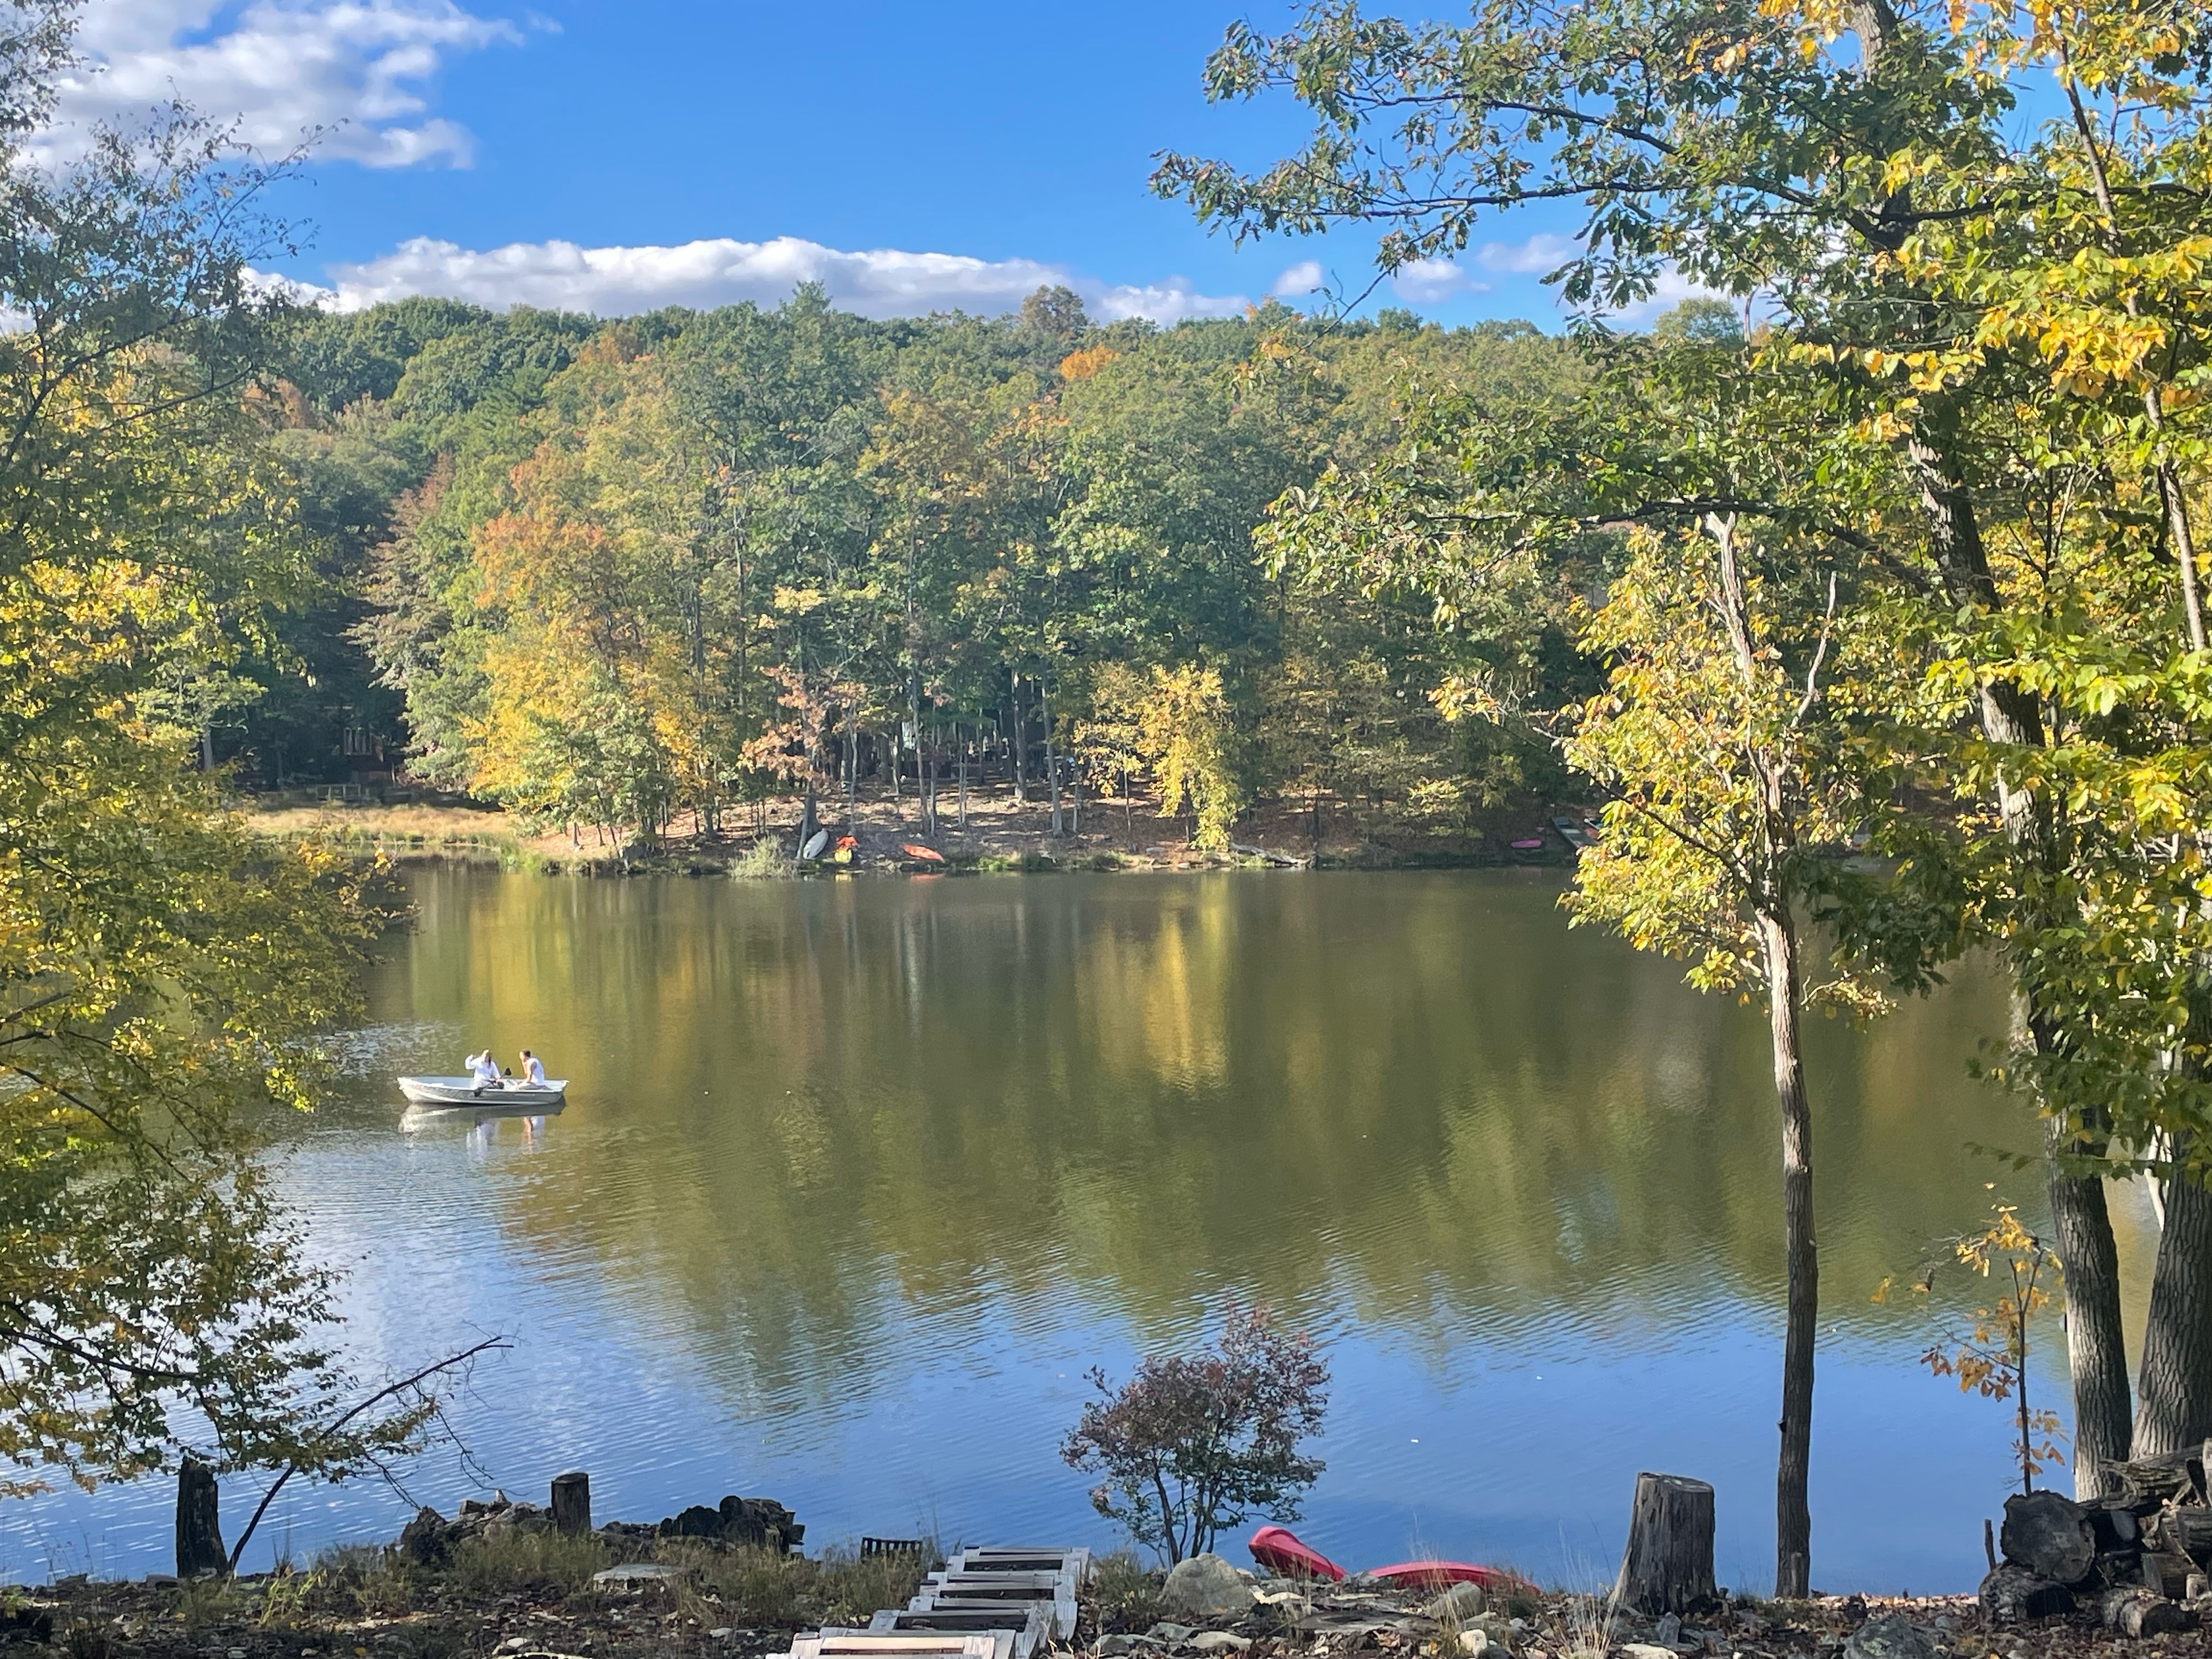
[47,1,1615,325]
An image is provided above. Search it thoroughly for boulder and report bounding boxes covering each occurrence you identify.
[398,1506,450,1566]
[1652,1613,1682,1647]
[1189,1637,1251,1655]
[2098,1586,2187,1638]
[1979,1564,2075,1624]
[1841,1612,1933,1659]
[1147,1626,1197,1645]
[1424,1583,1489,1623]
[1621,1645,1677,1659]
[2000,1491,2096,1585]
[1159,1554,1259,1621]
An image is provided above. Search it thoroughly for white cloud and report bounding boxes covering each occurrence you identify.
[1269,259,1323,300]
[1389,257,1486,304]
[279,233,1250,324]
[1606,267,1739,326]
[41,0,521,168]
[1477,233,1577,275]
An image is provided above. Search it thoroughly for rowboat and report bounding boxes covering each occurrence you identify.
[397,1075,567,1109]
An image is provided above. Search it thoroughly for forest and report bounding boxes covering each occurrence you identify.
[14,0,2212,1611]
[238,289,1587,852]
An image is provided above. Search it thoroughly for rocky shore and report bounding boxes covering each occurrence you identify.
[7,1483,2212,1659]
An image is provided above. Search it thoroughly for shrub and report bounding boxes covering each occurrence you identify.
[1062,1305,1329,1564]
[730,837,793,879]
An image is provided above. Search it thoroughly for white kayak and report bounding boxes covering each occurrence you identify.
[398,1075,568,1108]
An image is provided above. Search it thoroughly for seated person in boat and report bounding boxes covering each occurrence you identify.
[466,1049,504,1090]
[519,1049,548,1089]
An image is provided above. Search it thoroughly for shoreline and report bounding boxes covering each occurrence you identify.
[241,796,1582,878]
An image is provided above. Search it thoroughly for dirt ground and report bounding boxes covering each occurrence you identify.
[9,1565,2209,1659]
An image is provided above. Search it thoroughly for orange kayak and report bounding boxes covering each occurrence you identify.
[1368,1561,1537,1595]
[901,844,945,863]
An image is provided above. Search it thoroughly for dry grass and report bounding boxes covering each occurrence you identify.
[657,1541,933,1629]
[445,1528,613,1598]
[1089,1551,1162,1627]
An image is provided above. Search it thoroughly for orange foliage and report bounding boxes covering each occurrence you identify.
[1058,346,1121,382]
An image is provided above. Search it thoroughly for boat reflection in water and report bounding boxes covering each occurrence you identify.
[399,1098,563,1150]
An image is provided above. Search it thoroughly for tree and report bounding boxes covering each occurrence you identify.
[1062,1306,1329,1566]
[1149,0,2212,1523]
[0,10,426,1495]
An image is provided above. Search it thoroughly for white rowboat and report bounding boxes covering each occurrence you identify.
[398,1075,568,1108]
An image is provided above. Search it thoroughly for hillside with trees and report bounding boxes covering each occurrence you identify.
[236,292,1589,854]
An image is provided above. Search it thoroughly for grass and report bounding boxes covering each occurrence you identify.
[446,1529,613,1598]
[666,1540,934,1628]
[1089,1551,1162,1627]
[729,837,794,879]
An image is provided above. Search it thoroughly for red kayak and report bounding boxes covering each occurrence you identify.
[901,843,946,864]
[1368,1561,1537,1595]
[1248,1526,1344,1582]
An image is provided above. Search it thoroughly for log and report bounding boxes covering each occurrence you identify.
[2000,1491,2095,1584]
[1611,1473,1716,1615]
[175,1458,225,1578]
[2098,1586,2185,1637]
[550,1470,590,1536]
[1979,1565,2073,1623]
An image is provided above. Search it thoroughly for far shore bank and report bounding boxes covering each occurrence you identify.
[242,792,1583,878]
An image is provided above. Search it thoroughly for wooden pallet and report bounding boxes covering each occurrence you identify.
[791,1633,1014,1659]
[947,1548,1092,1584]
[866,1604,1050,1658]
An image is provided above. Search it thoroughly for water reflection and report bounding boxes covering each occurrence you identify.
[0,869,2157,1593]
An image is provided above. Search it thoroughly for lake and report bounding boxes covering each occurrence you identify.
[1,867,2152,1594]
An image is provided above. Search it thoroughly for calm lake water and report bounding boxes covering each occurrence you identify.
[3,867,2154,1593]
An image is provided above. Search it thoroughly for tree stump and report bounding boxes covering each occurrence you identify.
[550,1470,591,1536]
[1612,1473,1716,1615]
[176,1458,225,1578]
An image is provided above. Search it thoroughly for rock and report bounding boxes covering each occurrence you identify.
[1148,1625,1198,1644]
[592,1562,686,1587]
[1654,1613,1682,1647]
[398,1506,450,1566]
[1190,1636,1252,1654]
[2000,1491,2096,1585]
[1979,1564,2075,1624]
[2098,1586,2186,1638]
[1841,1612,1933,1659]
[1100,1640,1159,1657]
[709,1632,733,1641]
[1457,1635,1502,1659]
[1159,1554,1259,1621]
[1623,1644,1677,1659]
[1425,1584,1490,1622]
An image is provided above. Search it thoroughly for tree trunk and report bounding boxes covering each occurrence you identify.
[957,725,969,828]
[1612,1473,1717,1615]
[1905,415,2136,1492]
[2046,1109,2134,1493]
[1044,684,1063,836]
[1759,908,1818,1600]
[177,1458,225,1578]
[2135,1139,2212,1458]
[1011,673,1027,805]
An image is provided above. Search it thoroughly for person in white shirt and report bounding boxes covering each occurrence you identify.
[467,1049,503,1090]
[519,1049,548,1089]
